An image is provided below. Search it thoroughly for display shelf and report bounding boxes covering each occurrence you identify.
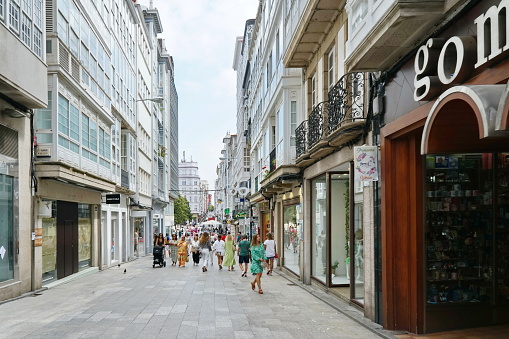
[425,154,493,305]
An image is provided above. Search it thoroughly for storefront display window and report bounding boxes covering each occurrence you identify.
[353,201,364,303]
[312,176,327,283]
[331,174,349,286]
[42,201,57,283]
[0,173,14,283]
[283,203,301,275]
[78,204,91,270]
[425,154,494,305]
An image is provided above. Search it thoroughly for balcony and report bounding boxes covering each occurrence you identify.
[328,72,368,146]
[345,0,449,70]
[296,72,370,167]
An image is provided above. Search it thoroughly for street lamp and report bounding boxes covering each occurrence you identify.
[136,97,164,103]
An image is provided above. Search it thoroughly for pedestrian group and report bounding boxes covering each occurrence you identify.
[151,230,277,294]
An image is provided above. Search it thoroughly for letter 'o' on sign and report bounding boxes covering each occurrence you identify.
[437,36,476,85]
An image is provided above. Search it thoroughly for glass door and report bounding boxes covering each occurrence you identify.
[330,172,350,287]
[283,203,301,276]
[311,175,327,284]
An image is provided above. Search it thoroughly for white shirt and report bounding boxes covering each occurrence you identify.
[212,239,225,254]
[264,239,276,257]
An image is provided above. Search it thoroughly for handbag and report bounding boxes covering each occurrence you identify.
[275,253,279,259]
[260,261,267,269]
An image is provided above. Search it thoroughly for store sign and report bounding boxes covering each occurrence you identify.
[414,0,509,101]
[105,194,121,204]
[354,146,378,182]
[236,211,247,219]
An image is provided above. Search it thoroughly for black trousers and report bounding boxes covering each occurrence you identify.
[192,252,200,264]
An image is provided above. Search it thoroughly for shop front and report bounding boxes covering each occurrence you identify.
[381,0,509,333]
[36,177,105,285]
[304,158,366,306]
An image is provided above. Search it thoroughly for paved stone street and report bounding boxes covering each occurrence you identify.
[0,257,393,339]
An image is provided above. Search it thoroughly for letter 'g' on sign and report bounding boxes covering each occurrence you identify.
[414,36,476,101]
[414,38,444,101]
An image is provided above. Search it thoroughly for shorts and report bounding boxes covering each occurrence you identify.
[239,255,249,264]
[267,256,274,260]
[216,250,224,256]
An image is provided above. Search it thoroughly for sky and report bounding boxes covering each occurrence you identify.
[137,0,259,188]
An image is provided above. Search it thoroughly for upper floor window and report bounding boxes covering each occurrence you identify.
[328,49,335,90]
[311,74,317,107]
[290,101,297,146]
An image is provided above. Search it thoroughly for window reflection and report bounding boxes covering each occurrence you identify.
[312,176,327,283]
[283,203,301,275]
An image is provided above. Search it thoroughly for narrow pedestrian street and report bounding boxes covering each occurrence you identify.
[0,257,390,339]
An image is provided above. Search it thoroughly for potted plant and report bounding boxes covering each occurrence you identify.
[331,260,340,277]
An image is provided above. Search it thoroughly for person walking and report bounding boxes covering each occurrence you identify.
[190,234,201,265]
[223,234,236,271]
[177,236,189,267]
[264,232,277,275]
[199,232,212,272]
[250,234,266,294]
[154,233,165,247]
[237,234,250,277]
[212,235,225,270]
[168,234,178,266]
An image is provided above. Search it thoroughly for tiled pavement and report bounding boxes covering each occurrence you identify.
[0,256,395,339]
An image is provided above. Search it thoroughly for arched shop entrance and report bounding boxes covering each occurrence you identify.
[382,85,509,333]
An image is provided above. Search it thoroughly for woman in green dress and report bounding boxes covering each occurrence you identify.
[223,234,236,271]
[250,234,267,294]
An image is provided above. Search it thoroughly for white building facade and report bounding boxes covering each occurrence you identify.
[178,159,202,221]
[0,0,47,300]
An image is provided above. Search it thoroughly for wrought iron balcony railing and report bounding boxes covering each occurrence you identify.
[328,72,367,134]
[295,120,308,159]
[308,102,328,149]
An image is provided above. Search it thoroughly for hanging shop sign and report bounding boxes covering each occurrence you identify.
[236,211,247,219]
[105,193,121,204]
[414,0,509,101]
[354,146,378,182]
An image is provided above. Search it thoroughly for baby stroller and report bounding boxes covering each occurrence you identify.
[152,245,166,268]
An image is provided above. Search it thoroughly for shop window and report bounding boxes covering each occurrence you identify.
[425,154,494,305]
[0,174,14,283]
[78,204,91,270]
[283,203,302,276]
[330,173,350,286]
[42,201,57,283]
[311,175,327,283]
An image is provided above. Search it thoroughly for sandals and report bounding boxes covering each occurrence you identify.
[258,289,263,294]
[251,282,255,290]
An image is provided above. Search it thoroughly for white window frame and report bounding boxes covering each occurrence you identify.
[328,49,335,90]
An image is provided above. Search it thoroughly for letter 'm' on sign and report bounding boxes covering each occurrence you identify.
[474,0,509,68]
